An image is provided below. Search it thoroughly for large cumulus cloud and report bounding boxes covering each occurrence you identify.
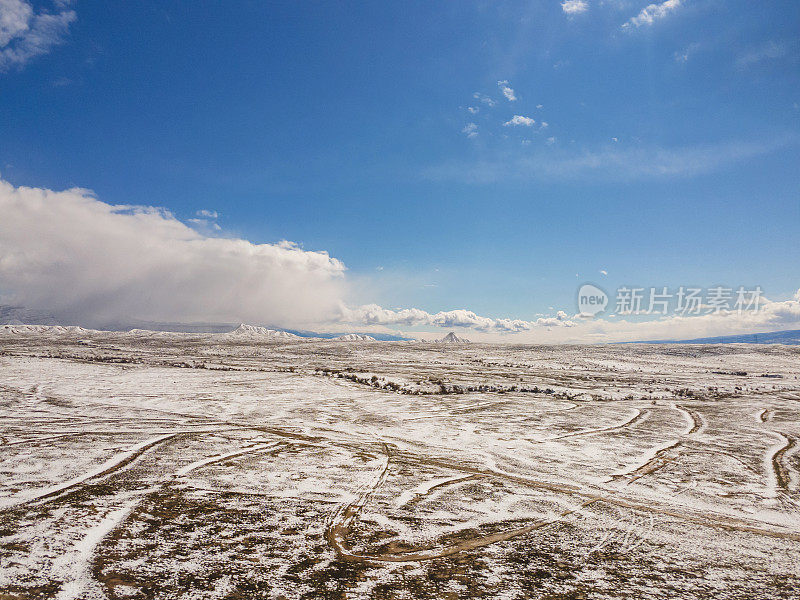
[0,179,346,326]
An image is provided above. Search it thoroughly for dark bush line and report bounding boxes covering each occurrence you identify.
[712,370,748,376]
[312,367,576,398]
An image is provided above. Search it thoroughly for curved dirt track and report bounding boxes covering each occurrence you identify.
[771,434,797,491]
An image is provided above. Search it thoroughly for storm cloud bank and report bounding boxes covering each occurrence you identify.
[0,179,346,327]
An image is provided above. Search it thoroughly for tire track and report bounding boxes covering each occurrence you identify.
[0,432,87,447]
[325,438,800,564]
[610,403,705,486]
[393,451,800,543]
[0,432,183,509]
[174,441,285,477]
[687,448,762,477]
[48,440,288,599]
[771,434,797,491]
[533,408,650,443]
[325,439,550,562]
[52,495,145,600]
[610,440,683,485]
[0,426,243,450]
[398,474,483,507]
[326,442,391,560]
[347,498,602,563]
[675,405,704,436]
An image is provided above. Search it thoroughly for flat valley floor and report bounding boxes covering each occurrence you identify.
[0,329,798,599]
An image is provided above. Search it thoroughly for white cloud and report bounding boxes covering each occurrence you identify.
[561,1,588,15]
[736,41,791,69]
[0,0,76,71]
[622,0,682,29]
[196,209,218,219]
[462,122,478,138]
[0,179,346,327]
[337,304,575,334]
[497,80,517,101]
[467,106,479,114]
[673,43,699,63]
[503,115,535,127]
[473,92,496,107]
[564,295,800,344]
[0,0,32,46]
[187,217,222,234]
[425,138,790,183]
[340,292,800,344]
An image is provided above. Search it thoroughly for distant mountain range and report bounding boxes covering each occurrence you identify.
[280,328,406,341]
[636,329,800,345]
[8,303,796,345]
[0,306,409,341]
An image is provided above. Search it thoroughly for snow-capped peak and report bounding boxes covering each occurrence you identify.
[334,333,376,341]
[0,324,92,335]
[225,324,299,339]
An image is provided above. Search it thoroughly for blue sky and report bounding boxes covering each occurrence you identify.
[1,1,799,340]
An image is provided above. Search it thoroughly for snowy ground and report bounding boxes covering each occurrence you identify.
[0,329,798,599]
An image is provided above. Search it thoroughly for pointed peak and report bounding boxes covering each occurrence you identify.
[436,331,470,343]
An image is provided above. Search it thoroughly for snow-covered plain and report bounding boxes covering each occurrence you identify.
[0,328,798,599]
